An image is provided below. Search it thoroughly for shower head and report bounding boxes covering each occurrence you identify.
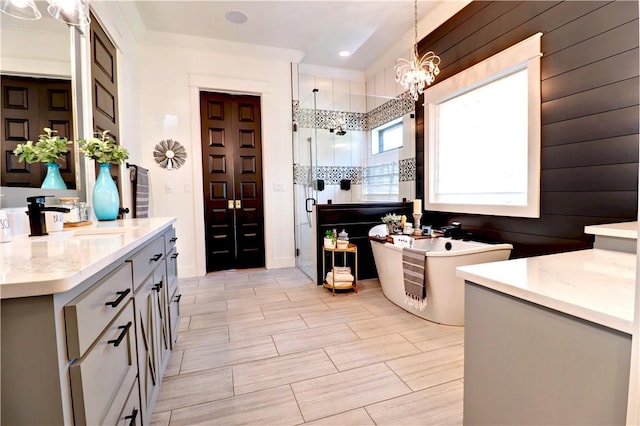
[335,126,346,136]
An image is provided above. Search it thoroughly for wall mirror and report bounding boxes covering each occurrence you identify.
[0,5,87,207]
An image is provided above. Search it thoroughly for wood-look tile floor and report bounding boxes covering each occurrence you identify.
[151,268,464,425]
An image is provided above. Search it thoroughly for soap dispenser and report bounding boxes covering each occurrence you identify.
[26,196,70,237]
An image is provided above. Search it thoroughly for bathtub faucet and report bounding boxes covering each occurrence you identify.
[441,222,462,239]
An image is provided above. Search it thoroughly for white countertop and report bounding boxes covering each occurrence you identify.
[584,221,638,240]
[0,217,176,299]
[457,248,636,334]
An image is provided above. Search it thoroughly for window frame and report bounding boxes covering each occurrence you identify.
[372,117,403,155]
[424,33,543,218]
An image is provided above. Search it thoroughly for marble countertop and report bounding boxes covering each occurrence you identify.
[584,221,638,240]
[457,248,636,334]
[0,217,176,299]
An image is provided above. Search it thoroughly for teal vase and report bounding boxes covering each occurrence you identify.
[93,163,119,221]
[41,163,67,189]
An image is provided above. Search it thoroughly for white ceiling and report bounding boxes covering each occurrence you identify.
[131,1,442,71]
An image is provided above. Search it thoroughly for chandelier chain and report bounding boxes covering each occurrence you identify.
[414,0,418,49]
[395,0,441,101]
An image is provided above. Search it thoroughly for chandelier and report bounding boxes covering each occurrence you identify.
[395,0,441,101]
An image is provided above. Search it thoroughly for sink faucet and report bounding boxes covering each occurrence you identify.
[26,196,70,237]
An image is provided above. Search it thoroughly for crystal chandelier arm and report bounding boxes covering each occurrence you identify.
[395,0,441,101]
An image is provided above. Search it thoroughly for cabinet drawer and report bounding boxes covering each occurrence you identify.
[165,227,177,253]
[167,247,179,296]
[65,263,133,360]
[129,235,165,290]
[169,286,182,348]
[116,378,140,426]
[103,375,140,426]
[69,301,137,426]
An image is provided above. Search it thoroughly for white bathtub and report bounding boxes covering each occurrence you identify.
[369,224,512,325]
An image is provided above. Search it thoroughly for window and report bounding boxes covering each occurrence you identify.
[424,33,542,218]
[372,118,403,154]
[364,114,414,201]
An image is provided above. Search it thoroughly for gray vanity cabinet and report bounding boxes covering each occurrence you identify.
[0,221,181,425]
[65,263,138,425]
[118,377,142,425]
[130,233,172,425]
[166,249,180,347]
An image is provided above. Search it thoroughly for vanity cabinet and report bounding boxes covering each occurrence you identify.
[129,227,180,424]
[131,235,172,425]
[166,244,181,348]
[118,378,141,425]
[0,219,179,425]
[64,263,138,425]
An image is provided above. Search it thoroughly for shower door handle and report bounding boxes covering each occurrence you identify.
[305,198,316,213]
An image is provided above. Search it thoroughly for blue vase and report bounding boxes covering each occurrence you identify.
[93,163,120,221]
[41,163,67,189]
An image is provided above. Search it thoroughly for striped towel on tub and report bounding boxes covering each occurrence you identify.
[402,247,427,311]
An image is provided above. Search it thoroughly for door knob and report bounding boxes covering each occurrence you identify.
[228,200,234,209]
[235,200,241,209]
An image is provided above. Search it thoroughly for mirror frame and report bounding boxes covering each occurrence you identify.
[1,24,90,208]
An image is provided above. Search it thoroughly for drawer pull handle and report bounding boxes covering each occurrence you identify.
[170,237,178,243]
[153,280,163,292]
[124,407,138,425]
[171,252,179,259]
[108,321,132,347]
[174,294,182,303]
[104,289,131,308]
[150,253,162,262]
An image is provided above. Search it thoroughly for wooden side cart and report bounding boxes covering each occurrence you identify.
[322,243,358,295]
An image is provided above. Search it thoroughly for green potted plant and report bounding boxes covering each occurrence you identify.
[77,130,129,221]
[77,130,129,165]
[13,127,72,189]
[324,229,337,249]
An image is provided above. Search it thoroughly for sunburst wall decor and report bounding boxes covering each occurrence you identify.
[153,139,187,170]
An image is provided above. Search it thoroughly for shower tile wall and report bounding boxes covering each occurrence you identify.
[296,73,416,204]
[297,74,365,204]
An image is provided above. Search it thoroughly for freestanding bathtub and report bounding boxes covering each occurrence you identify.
[369,224,512,326]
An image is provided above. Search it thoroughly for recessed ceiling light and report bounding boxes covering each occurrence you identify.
[225,10,248,24]
[339,51,350,57]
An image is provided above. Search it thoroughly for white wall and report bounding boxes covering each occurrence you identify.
[135,40,296,277]
[91,2,298,277]
[118,41,293,275]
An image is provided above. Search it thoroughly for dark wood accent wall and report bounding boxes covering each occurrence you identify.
[315,202,412,285]
[416,1,639,258]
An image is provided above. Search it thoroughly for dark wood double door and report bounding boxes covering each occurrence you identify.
[1,75,75,188]
[200,92,265,272]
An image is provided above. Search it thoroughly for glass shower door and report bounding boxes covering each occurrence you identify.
[293,90,318,279]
